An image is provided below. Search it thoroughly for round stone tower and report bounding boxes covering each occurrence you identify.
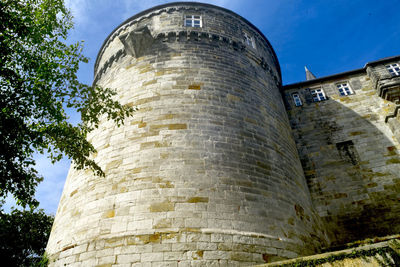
[47,2,327,265]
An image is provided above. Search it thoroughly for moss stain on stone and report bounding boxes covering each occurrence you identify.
[244,117,257,124]
[105,159,122,170]
[104,237,124,247]
[349,131,365,136]
[155,141,169,148]
[103,210,115,218]
[386,158,400,164]
[231,252,253,261]
[140,141,169,150]
[159,181,174,188]
[138,65,154,74]
[387,146,397,156]
[227,93,241,102]
[168,123,187,130]
[367,182,378,188]
[134,96,160,106]
[187,197,209,203]
[125,63,136,70]
[136,106,152,113]
[132,167,142,174]
[138,121,147,128]
[71,209,80,217]
[156,114,175,120]
[373,172,390,177]
[196,250,204,258]
[142,79,157,86]
[160,153,169,159]
[149,202,174,212]
[334,193,348,199]
[149,233,160,243]
[181,227,201,233]
[70,189,78,197]
[188,84,201,90]
[256,161,271,171]
[154,218,172,229]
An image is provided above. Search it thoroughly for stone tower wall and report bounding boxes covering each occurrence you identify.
[284,65,400,246]
[46,3,328,266]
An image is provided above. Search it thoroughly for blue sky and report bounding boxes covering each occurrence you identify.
[6,0,399,214]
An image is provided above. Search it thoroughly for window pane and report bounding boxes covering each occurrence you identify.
[184,15,201,27]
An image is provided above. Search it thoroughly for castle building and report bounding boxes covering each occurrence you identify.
[46,2,400,266]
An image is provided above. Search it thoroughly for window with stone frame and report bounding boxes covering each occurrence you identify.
[310,88,326,102]
[243,32,255,48]
[292,92,303,106]
[386,63,400,76]
[336,82,353,96]
[184,15,202,27]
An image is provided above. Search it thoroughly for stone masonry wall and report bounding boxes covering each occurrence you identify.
[46,3,328,266]
[284,69,400,246]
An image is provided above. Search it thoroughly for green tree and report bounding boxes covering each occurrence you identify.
[0,0,133,207]
[0,203,54,266]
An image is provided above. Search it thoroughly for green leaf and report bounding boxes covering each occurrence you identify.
[0,0,134,207]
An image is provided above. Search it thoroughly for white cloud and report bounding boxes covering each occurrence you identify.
[65,0,91,25]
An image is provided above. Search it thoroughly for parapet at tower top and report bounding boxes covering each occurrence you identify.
[94,1,281,80]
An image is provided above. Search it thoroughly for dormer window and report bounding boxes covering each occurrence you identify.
[386,63,400,76]
[243,32,255,48]
[184,15,202,27]
[336,82,353,96]
[310,88,326,102]
[292,93,303,106]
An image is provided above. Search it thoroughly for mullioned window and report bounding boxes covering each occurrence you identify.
[386,63,400,76]
[336,82,353,96]
[310,88,326,102]
[292,93,303,106]
[184,15,202,27]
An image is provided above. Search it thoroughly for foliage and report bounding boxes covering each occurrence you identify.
[0,0,133,207]
[0,204,54,266]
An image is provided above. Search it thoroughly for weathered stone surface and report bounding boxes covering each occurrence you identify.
[46,2,326,266]
[46,2,400,266]
[284,60,400,246]
[258,238,400,267]
[119,26,154,58]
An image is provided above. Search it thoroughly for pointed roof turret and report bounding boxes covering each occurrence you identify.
[305,66,317,80]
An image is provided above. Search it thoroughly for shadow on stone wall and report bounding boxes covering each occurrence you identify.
[287,96,400,248]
